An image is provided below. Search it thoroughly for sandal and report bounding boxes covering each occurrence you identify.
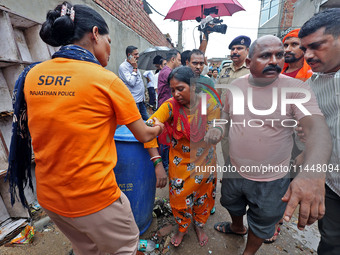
[264,225,281,244]
[214,222,247,236]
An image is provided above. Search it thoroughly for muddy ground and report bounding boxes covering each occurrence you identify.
[0,180,319,255]
[0,143,320,255]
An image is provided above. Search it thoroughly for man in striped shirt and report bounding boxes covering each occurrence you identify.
[299,8,340,255]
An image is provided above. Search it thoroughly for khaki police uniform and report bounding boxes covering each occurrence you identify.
[218,62,249,91]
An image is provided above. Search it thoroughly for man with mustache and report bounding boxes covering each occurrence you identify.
[263,28,314,244]
[282,29,313,81]
[214,35,332,255]
[119,45,149,120]
[218,35,251,86]
[187,49,215,88]
[217,35,251,164]
[298,8,340,255]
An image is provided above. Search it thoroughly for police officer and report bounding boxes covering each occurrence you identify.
[217,35,251,164]
[218,35,251,89]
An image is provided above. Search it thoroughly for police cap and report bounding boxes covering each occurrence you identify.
[228,35,251,49]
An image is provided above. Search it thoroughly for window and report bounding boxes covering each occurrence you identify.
[260,0,280,26]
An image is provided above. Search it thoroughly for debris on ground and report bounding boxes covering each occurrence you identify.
[157,224,173,237]
[140,198,175,254]
[153,197,172,218]
[0,218,28,246]
[0,201,50,247]
[30,202,47,223]
[9,225,35,244]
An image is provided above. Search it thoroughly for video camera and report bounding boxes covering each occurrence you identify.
[196,7,227,39]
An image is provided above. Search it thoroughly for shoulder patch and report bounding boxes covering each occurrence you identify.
[222,63,231,68]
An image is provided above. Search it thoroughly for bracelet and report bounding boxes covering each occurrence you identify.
[213,126,223,134]
[150,155,161,161]
[153,158,162,167]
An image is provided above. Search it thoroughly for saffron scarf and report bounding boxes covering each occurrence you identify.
[6,45,100,207]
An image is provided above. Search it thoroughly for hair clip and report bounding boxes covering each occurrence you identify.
[61,4,67,17]
[69,7,75,21]
[60,4,75,21]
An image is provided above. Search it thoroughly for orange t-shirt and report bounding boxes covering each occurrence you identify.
[24,58,141,217]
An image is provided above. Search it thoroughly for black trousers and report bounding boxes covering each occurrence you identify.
[318,185,340,255]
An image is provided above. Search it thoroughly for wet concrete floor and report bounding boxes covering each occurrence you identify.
[140,178,320,255]
[140,143,321,255]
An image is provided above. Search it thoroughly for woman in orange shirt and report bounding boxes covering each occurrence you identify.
[145,66,222,247]
[7,1,164,254]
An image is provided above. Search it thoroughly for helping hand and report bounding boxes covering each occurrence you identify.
[282,174,325,230]
[153,117,164,135]
[204,127,223,144]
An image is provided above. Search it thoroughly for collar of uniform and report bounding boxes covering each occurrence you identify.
[230,61,248,72]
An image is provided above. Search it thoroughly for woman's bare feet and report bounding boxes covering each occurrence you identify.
[194,225,208,246]
[171,230,187,247]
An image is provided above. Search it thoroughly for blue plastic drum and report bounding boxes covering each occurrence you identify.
[114,125,156,234]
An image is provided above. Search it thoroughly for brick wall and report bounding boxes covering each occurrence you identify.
[280,0,298,31]
[93,0,172,48]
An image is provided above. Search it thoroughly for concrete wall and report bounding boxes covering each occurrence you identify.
[293,0,340,28]
[0,0,167,74]
[292,0,317,28]
[0,0,168,217]
[93,0,171,48]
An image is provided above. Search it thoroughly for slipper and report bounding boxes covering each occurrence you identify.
[214,222,247,236]
[264,226,281,244]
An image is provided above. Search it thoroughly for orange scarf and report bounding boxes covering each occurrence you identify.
[282,29,313,81]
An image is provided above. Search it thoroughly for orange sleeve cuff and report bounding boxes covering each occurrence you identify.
[144,138,158,148]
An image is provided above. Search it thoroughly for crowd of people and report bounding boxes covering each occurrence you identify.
[6,1,340,255]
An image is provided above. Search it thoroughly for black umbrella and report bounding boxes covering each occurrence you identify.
[138,46,171,70]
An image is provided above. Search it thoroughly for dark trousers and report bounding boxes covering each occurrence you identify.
[147,87,156,107]
[159,144,169,171]
[318,185,340,255]
[136,101,149,120]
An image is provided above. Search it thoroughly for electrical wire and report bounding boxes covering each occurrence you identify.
[144,0,166,17]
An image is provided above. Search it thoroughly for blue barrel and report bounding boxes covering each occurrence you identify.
[114,125,156,235]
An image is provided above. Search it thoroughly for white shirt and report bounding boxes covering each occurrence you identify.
[143,71,155,89]
[118,60,145,103]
